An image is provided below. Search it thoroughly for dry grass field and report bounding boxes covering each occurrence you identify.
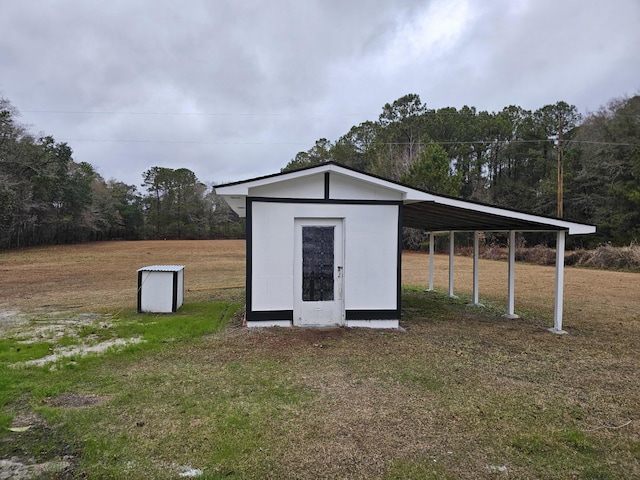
[1,240,639,479]
[2,240,637,333]
[402,250,640,334]
[0,240,246,312]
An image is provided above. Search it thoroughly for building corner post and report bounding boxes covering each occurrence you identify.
[502,230,519,319]
[427,232,435,291]
[467,231,484,307]
[549,230,568,334]
[448,231,457,298]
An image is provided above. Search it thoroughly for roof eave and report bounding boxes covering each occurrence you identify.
[215,161,596,235]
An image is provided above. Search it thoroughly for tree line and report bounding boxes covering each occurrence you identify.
[2,93,638,250]
[0,97,243,249]
[284,93,640,248]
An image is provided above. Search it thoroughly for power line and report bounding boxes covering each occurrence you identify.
[62,138,310,145]
[20,108,640,118]
[22,110,374,117]
[59,138,639,147]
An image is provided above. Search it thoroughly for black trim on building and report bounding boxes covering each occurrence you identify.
[172,271,179,312]
[247,310,294,322]
[246,197,253,318]
[250,196,401,206]
[137,271,142,313]
[346,309,401,320]
[324,172,330,199]
[397,202,403,315]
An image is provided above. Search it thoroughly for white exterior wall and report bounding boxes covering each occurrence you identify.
[176,271,184,308]
[138,268,184,313]
[250,201,398,313]
[329,173,403,201]
[250,173,325,199]
[342,205,398,310]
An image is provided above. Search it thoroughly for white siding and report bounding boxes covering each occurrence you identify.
[249,173,325,198]
[343,204,398,310]
[250,201,398,313]
[329,173,403,201]
[138,268,184,313]
[251,202,295,310]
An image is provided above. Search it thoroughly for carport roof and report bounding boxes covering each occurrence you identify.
[215,162,596,235]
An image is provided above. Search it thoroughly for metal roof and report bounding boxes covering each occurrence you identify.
[216,162,596,235]
[137,265,185,272]
[403,202,556,232]
[401,198,595,234]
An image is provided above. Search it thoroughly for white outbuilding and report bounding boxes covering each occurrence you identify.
[137,265,185,313]
[215,162,595,332]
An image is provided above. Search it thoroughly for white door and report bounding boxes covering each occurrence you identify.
[293,218,344,327]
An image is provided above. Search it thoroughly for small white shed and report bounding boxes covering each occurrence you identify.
[215,162,595,331]
[137,265,185,313]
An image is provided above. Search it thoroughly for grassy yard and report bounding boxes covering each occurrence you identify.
[0,240,638,479]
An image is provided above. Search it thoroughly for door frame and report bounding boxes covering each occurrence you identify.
[293,217,345,327]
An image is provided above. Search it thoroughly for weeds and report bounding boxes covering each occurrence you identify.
[567,243,640,271]
[475,242,640,272]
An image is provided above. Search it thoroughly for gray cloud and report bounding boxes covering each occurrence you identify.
[1,0,638,187]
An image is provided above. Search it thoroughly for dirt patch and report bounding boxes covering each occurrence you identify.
[0,308,143,368]
[19,337,143,367]
[0,310,107,341]
[246,326,350,351]
[0,310,26,327]
[0,457,71,480]
[1,412,81,480]
[44,392,109,408]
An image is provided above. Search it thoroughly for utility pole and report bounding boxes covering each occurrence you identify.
[557,118,563,218]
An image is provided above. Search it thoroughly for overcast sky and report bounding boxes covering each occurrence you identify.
[2,0,639,188]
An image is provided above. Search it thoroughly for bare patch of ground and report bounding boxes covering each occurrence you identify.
[0,310,106,341]
[15,313,106,344]
[0,310,26,327]
[20,337,143,367]
[44,392,109,408]
[1,308,143,369]
[0,456,71,480]
[0,395,106,479]
[1,410,80,480]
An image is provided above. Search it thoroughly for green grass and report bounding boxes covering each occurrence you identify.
[1,291,638,478]
[509,428,608,478]
[0,339,53,363]
[114,302,235,341]
[383,458,453,480]
[46,355,313,478]
[0,301,240,465]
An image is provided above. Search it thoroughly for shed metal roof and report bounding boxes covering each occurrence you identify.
[215,162,596,235]
[137,265,185,272]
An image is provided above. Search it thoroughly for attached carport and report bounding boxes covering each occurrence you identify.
[217,161,596,332]
[401,194,596,334]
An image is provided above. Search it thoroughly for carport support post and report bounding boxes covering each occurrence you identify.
[448,231,457,298]
[502,230,519,319]
[467,231,484,307]
[428,232,435,291]
[550,230,568,334]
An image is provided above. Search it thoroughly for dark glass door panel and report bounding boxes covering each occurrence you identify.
[302,226,334,301]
